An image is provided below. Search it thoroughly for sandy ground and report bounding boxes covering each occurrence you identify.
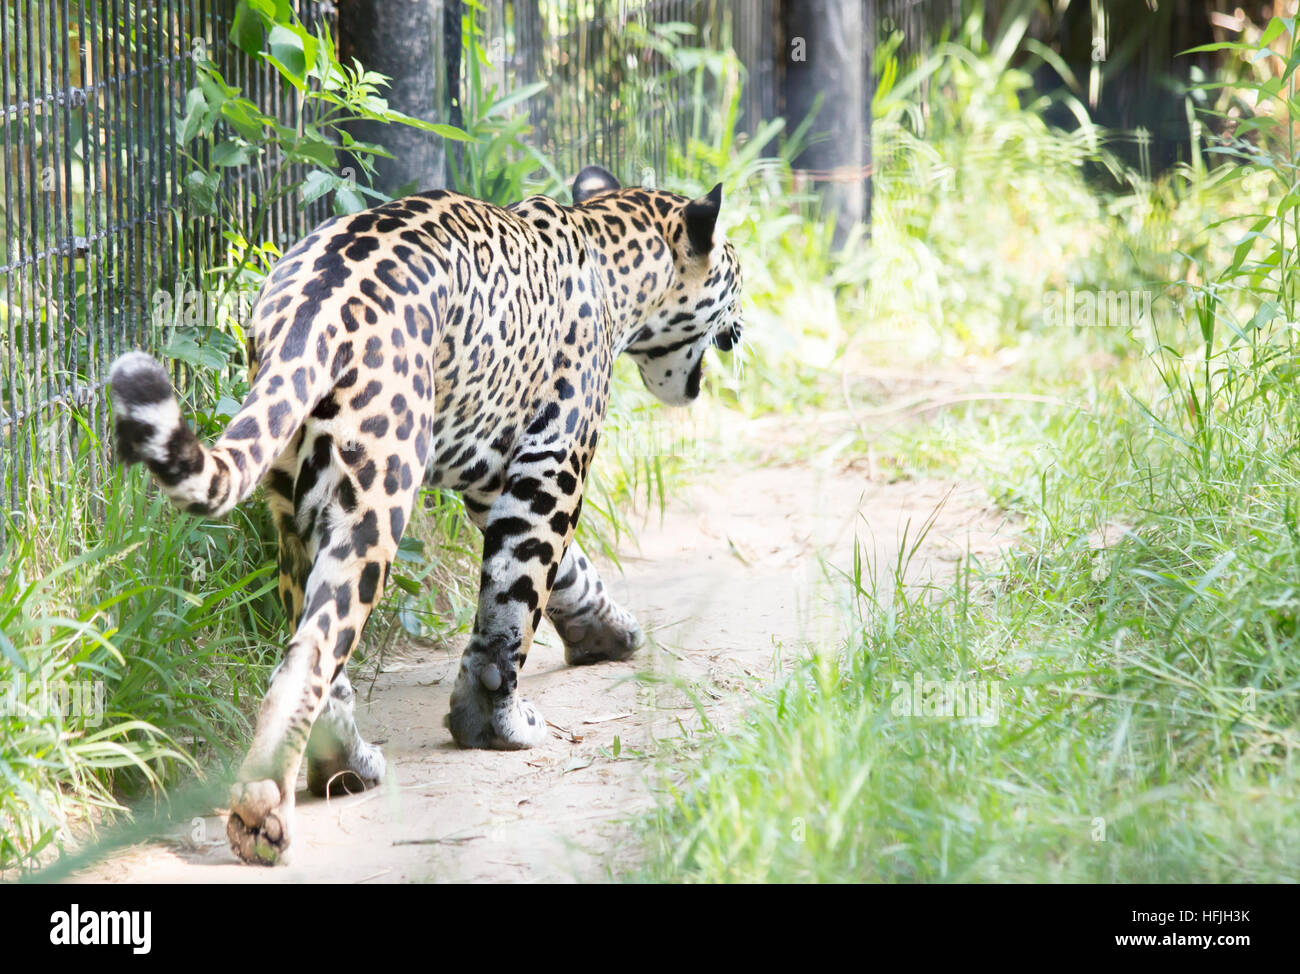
[75,405,1015,883]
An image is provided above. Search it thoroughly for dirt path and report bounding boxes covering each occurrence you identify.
[78,408,1013,883]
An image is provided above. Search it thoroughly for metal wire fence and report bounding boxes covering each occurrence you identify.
[0,0,913,525]
[460,0,780,186]
[0,0,332,522]
[881,0,965,55]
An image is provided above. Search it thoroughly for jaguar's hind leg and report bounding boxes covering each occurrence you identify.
[265,430,310,625]
[306,670,387,797]
[227,425,419,864]
[227,552,393,865]
[546,541,645,665]
[263,435,387,798]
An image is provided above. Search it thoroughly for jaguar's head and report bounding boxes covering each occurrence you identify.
[572,166,744,406]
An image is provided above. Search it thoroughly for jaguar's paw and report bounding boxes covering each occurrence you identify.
[227,779,292,866]
[447,657,549,750]
[558,613,645,666]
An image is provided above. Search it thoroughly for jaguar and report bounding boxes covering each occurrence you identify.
[107,165,744,865]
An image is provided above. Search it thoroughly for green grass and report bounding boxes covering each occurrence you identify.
[0,416,490,874]
[0,423,285,872]
[636,356,1300,881]
[633,15,1300,883]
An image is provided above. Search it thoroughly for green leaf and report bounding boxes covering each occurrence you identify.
[231,1,268,55]
[0,631,24,670]
[215,395,243,418]
[162,331,228,373]
[1260,16,1288,49]
[1249,301,1280,331]
[391,575,421,596]
[396,535,426,563]
[1179,41,1252,56]
[299,169,340,206]
[197,72,231,112]
[342,136,396,160]
[1277,188,1300,220]
[267,24,306,81]
[183,170,220,217]
[1229,220,1272,275]
[482,81,548,119]
[291,24,320,75]
[1284,45,1300,82]
[179,88,208,144]
[334,183,367,214]
[248,0,293,21]
[1231,116,1277,137]
[398,605,425,636]
[220,98,268,142]
[428,122,474,142]
[211,140,253,167]
[293,138,338,168]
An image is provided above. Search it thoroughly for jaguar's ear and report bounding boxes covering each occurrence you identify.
[684,183,722,256]
[572,165,621,204]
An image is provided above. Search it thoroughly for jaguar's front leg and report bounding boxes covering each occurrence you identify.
[447,449,584,750]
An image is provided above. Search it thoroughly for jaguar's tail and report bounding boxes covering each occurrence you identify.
[108,350,319,518]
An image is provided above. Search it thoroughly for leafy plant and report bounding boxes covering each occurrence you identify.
[633,7,1300,885]
[185,1,465,223]
[0,426,282,874]
[444,2,561,202]
[169,0,475,400]
[1186,15,1300,324]
[0,0,482,874]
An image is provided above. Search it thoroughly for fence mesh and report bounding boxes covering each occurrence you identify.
[460,0,779,186]
[0,0,333,522]
[0,0,922,523]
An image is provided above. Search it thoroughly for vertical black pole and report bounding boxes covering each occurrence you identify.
[445,0,464,132]
[444,0,463,185]
[339,0,447,197]
[864,0,874,232]
[781,0,869,248]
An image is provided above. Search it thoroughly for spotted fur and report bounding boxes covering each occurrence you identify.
[107,166,742,865]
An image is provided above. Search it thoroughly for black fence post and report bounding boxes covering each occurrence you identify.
[864,0,874,231]
[338,0,448,197]
[444,0,463,186]
[782,0,871,248]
